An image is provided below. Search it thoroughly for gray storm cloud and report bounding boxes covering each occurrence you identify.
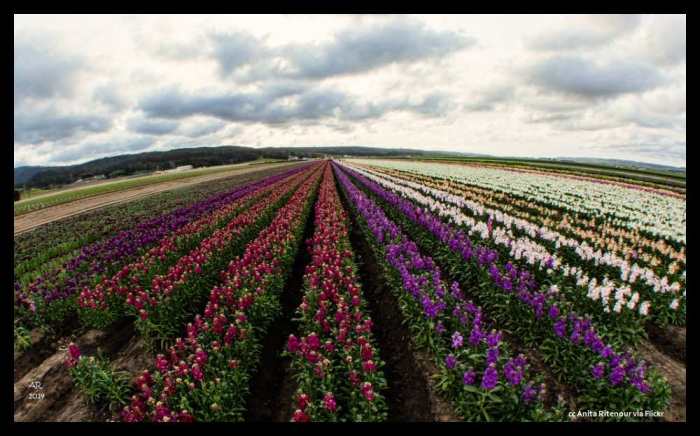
[138,85,454,125]
[50,135,154,164]
[210,31,263,77]
[178,119,227,138]
[14,108,112,144]
[93,85,128,111]
[208,18,475,82]
[279,19,475,79]
[14,37,84,105]
[528,56,665,99]
[463,85,515,112]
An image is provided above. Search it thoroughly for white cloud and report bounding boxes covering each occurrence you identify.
[13,14,686,167]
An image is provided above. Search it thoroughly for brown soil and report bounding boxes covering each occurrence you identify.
[244,207,314,422]
[14,315,83,383]
[13,318,135,422]
[637,340,686,422]
[646,323,686,363]
[346,194,460,422]
[14,162,296,235]
[14,328,51,383]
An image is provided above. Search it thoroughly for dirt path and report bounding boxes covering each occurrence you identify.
[637,340,686,422]
[14,162,296,235]
[244,207,314,422]
[14,319,136,422]
[646,323,686,364]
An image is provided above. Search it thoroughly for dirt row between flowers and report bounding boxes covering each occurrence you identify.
[14,161,298,235]
[341,183,459,422]
[645,323,686,364]
[13,317,148,422]
[243,198,316,422]
[637,340,686,422]
[641,322,686,422]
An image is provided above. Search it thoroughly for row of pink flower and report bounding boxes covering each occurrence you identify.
[287,165,387,422]
[119,163,325,422]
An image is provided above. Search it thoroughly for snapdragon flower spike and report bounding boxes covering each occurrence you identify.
[285,166,387,422]
[64,342,81,368]
[119,163,324,422]
[504,355,527,386]
[451,331,464,349]
[481,363,499,390]
[361,382,375,402]
[297,393,311,410]
[445,354,457,370]
[337,163,658,395]
[521,382,538,403]
[323,392,337,412]
[292,409,311,422]
[463,369,476,385]
[592,362,606,380]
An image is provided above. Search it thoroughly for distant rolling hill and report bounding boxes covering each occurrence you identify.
[553,157,686,174]
[13,146,481,188]
[14,166,51,185]
[13,145,684,188]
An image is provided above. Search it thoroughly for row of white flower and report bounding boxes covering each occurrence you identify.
[348,159,686,245]
[354,163,684,292]
[344,162,683,317]
[368,165,684,269]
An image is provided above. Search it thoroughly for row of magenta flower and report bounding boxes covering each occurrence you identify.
[15,163,313,330]
[333,162,669,417]
[68,163,325,421]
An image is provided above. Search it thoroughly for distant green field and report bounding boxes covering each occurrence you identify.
[14,160,287,216]
[16,187,59,200]
[387,156,686,191]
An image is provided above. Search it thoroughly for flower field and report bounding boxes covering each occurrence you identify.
[13,159,685,422]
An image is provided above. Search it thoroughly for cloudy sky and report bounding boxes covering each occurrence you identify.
[14,14,686,168]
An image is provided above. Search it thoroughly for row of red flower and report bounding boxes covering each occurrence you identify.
[77,169,310,346]
[286,165,388,422]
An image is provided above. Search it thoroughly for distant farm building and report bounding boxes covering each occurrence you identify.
[72,174,106,185]
[159,165,194,174]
